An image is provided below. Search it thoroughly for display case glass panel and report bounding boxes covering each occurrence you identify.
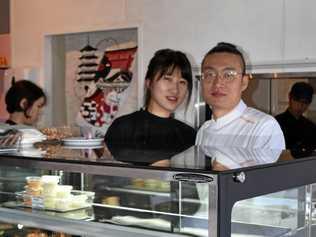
[0,143,315,236]
[0,163,211,236]
[232,187,307,237]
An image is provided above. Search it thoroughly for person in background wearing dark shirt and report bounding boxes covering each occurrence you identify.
[275,82,316,158]
[104,49,196,161]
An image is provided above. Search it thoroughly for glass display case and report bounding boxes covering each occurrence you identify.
[0,144,315,236]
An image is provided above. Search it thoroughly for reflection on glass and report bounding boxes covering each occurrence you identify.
[170,145,283,171]
[201,145,282,170]
[0,142,299,172]
[232,187,307,237]
[90,173,207,235]
[2,142,316,237]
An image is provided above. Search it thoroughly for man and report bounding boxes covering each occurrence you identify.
[196,42,285,149]
[275,82,316,157]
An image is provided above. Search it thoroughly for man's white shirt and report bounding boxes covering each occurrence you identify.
[196,100,285,149]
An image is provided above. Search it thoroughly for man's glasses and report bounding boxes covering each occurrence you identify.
[201,69,243,82]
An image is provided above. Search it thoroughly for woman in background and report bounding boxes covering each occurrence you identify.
[0,80,46,146]
[5,79,46,126]
[104,49,196,156]
[0,80,47,195]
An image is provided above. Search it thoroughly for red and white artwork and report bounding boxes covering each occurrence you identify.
[66,41,137,137]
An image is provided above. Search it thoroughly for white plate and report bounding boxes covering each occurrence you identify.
[20,138,45,146]
[63,145,104,149]
[62,137,103,147]
[0,147,18,153]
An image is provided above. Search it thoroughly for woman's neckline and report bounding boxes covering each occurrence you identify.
[142,108,172,120]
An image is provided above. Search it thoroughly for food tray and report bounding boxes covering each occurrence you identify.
[15,190,95,213]
[2,201,94,220]
[2,200,90,214]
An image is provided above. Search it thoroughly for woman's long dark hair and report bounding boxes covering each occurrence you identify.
[144,49,193,108]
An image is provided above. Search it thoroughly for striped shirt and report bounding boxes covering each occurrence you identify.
[196,100,285,149]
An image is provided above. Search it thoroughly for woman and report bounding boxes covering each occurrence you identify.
[96,50,197,216]
[1,80,47,194]
[5,79,46,126]
[0,80,46,147]
[104,49,196,154]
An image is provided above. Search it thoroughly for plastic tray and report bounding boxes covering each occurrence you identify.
[15,190,95,212]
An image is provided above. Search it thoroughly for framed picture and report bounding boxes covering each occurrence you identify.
[47,27,139,136]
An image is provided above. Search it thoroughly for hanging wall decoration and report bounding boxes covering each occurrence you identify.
[72,37,137,137]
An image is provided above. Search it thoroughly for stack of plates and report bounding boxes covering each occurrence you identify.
[62,137,103,148]
[0,146,18,153]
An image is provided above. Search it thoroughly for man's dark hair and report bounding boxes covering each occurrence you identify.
[5,80,47,117]
[144,49,193,107]
[290,82,314,104]
[202,42,246,75]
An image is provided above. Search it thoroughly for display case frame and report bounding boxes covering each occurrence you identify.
[0,147,315,236]
[216,156,316,236]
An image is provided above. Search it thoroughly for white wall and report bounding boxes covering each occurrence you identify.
[11,0,127,73]
[12,0,316,75]
[10,0,135,125]
[132,0,285,67]
[10,0,316,125]
[10,0,288,75]
[284,0,316,62]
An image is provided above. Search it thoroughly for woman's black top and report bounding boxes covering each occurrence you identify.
[104,109,196,158]
[101,110,198,214]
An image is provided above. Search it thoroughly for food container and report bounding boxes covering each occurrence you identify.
[70,190,95,209]
[41,175,60,184]
[71,194,87,208]
[16,191,43,208]
[55,197,72,211]
[43,196,55,209]
[25,185,41,196]
[26,176,42,189]
[16,190,95,212]
[22,195,32,206]
[56,185,73,198]
[41,176,60,196]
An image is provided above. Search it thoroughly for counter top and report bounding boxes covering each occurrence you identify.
[0,142,287,173]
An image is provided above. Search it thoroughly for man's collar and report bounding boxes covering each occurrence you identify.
[210,100,247,128]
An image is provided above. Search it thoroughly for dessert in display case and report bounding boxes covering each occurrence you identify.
[0,144,314,236]
[13,175,95,212]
